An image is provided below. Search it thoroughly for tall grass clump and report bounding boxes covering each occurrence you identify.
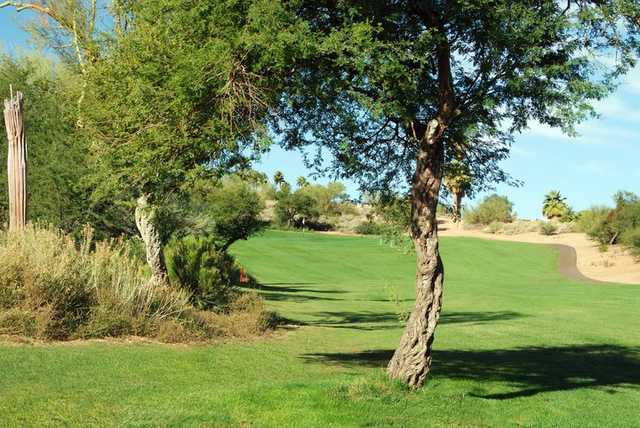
[0,226,274,341]
[0,226,189,339]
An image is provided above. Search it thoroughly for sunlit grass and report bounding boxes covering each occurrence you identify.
[1,230,638,427]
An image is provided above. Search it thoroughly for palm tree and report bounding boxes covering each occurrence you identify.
[296,176,309,188]
[542,190,569,220]
[273,171,285,189]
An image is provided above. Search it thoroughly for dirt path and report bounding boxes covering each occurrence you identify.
[439,220,640,285]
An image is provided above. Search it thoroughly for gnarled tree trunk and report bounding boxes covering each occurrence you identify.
[3,90,27,232]
[135,194,168,283]
[387,119,446,388]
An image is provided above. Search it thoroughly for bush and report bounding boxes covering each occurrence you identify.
[501,220,541,235]
[185,175,266,251]
[0,227,95,339]
[579,193,640,246]
[165,235,243,310]
[0,226,187,340]
[486,221,503,234]
[355,221,386,235]
[620,227,640,256]
[0,226,278,343]
[576,206,611,237]
[464,194,514,225]
[179,292,279,339]
[274,188,320,228]
[539,222,558,236]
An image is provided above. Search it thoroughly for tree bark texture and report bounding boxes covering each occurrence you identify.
[135,195,168,283]
[3,90,27,232]
[453,190,463,224]
[387,119,446,388]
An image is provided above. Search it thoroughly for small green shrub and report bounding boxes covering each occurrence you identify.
[578,193,640,246]
[355,221,386,235]
[486,221,504,234]
[165,235,242,310]
[620,227,640,256]
[539,222,558,236]
[576,206,611,237]
[464,194,514,225]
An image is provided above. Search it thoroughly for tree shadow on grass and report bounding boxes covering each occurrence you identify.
[240,282,347,302]
[254,292,344,302]
[302,344,640,399]
[256,283,348,294]
[296,310,526,331]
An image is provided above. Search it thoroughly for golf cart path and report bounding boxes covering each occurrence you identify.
[439,222,640,285]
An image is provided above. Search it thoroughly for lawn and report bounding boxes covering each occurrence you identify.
[1,230,639,427]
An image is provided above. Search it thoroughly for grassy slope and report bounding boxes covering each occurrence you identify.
[1,230,639,427]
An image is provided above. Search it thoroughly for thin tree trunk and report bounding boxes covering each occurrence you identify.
[3,89,27,232]
[387,119,445,388]
[135,194,168,283]
[453,190,463,224]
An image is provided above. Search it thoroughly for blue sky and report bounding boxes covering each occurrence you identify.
[2,9,639,219]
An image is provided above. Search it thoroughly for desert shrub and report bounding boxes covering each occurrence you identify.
[555,221,578,233]
[0,227,95,339]
[0,226,278,343]
[328,213,364,232]
[303,219,334,231]
[86,237,190,331]
[485,221,504,234]
[464,194,514,225]
[539,222,558,236]
[76,305,141,339]
[579,193,640,246]
[355,221,386,235]
[179,292,279,339]
[501,220,541,235]
[576,206,612,236]
[0,226,189,340]
[165,235,242,310]
[620,227,640,256]
[156,319,202,343]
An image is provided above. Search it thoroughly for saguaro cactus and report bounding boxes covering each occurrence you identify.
[3,88,27,231]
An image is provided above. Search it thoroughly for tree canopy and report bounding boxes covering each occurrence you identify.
[277,0,639,192]
[83,0,308,207]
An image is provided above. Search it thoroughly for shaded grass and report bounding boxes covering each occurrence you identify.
[1,230,639,427]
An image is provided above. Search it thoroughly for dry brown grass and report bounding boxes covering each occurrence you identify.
[0,226,276,343]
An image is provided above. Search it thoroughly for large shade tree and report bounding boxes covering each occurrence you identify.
[80,0,306,281]
[278,0,640,387]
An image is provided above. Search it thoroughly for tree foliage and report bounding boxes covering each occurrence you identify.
[0,55,90,232]
[464,194,514,225]
[276,0,640,193]
[183,176,266,252]
[82,0,308,210]
[542,190,573,221]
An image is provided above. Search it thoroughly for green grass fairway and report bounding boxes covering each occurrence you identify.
[2,230,639,427]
